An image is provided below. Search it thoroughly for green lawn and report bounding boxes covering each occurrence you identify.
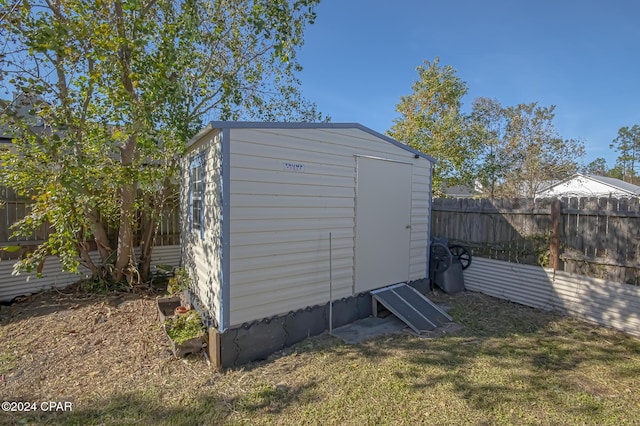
[2,291,639,425]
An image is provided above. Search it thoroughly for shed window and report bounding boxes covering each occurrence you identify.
[189,153,205,238]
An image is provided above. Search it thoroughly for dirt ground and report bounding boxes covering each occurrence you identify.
[3,284,640,425]
[0,285,213,424]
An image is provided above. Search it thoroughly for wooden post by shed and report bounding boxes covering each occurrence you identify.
[550,198,561,270]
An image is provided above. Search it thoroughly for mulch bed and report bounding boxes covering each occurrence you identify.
[0,286,211,423]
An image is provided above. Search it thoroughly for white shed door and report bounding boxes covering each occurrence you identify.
[354,157,412,293]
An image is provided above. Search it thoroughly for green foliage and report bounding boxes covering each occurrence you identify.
[469,97,510,198]
[80,274,130,294]
[165,310,204,345]
[387,58,478,194]
[0,245,20,253]
[501,103,584,198]
[389,59,584,198]
[468,100,584,198]
[527,234,551,267]
[0,0,323,284]
[583,157,609,176]
[606,164,626,180]
[610,124,640,182]
[0,351,17,375]
[167,268,191,296]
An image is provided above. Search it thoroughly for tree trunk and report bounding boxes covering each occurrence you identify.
[113,0,139,284]
[78,241,99,277]
[115,135,137,283]
[88,208,113,262]
[139,191,161,282]
[139,209,157,282]
[115,180,137,283]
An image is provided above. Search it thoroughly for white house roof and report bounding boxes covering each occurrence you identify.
[188,121,437,163]
[537,173,640,198]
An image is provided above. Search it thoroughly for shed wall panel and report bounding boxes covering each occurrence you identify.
[231,217,355,234]
[231,229,354,247]
[181,129,223,327]
[231,253,353,285]
[231,236,353,261]
[228,141,356,169]
[409,186,430,281]
[227,127,431,326]
[231,181,356,198]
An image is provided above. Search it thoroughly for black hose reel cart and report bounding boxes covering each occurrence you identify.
[429,237,472,294]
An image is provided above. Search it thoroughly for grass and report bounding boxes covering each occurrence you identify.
[1,291,639,425]
[164,310,204,345]
[0,327,17,375]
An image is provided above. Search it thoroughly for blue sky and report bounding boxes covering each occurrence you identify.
[297,0,640,169]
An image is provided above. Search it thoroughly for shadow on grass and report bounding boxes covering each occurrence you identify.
[287,291,640,421]
[3,380,320,426]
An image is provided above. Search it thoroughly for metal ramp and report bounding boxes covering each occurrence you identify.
[371,283,453,334]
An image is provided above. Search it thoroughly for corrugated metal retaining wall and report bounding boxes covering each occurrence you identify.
[0,245,181,302]
[464,257,640,337]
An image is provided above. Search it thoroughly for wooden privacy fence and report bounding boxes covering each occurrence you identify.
[1,186,182,301]
[1,186,180,260]
[432,197,640,285]
[0,186,48,245]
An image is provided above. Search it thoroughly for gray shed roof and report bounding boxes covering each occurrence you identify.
[189,121,436,163]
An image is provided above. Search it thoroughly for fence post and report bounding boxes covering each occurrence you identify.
[550,198,561,270]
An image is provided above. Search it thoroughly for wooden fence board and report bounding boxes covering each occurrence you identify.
[433,196,640,285]
[1,190,180,248]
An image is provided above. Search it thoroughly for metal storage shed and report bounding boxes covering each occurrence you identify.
[180,121,436,367]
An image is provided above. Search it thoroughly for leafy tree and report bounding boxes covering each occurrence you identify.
[610,125,640,182]
[606,165,625,180]
[387,58,477,194]
[469,99,583,199]
[501,103,584,198]
[469,97,510,199]
[583,157,609,176]
[0,0,322,284]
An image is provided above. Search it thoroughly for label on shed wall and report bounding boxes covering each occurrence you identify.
[282,161,305,172]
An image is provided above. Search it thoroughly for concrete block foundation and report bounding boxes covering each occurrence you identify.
[210,279,429,369]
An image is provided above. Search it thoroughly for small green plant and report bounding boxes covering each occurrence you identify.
[165,310,204,345]
[0,351,17,375]
[168,268,191,296]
